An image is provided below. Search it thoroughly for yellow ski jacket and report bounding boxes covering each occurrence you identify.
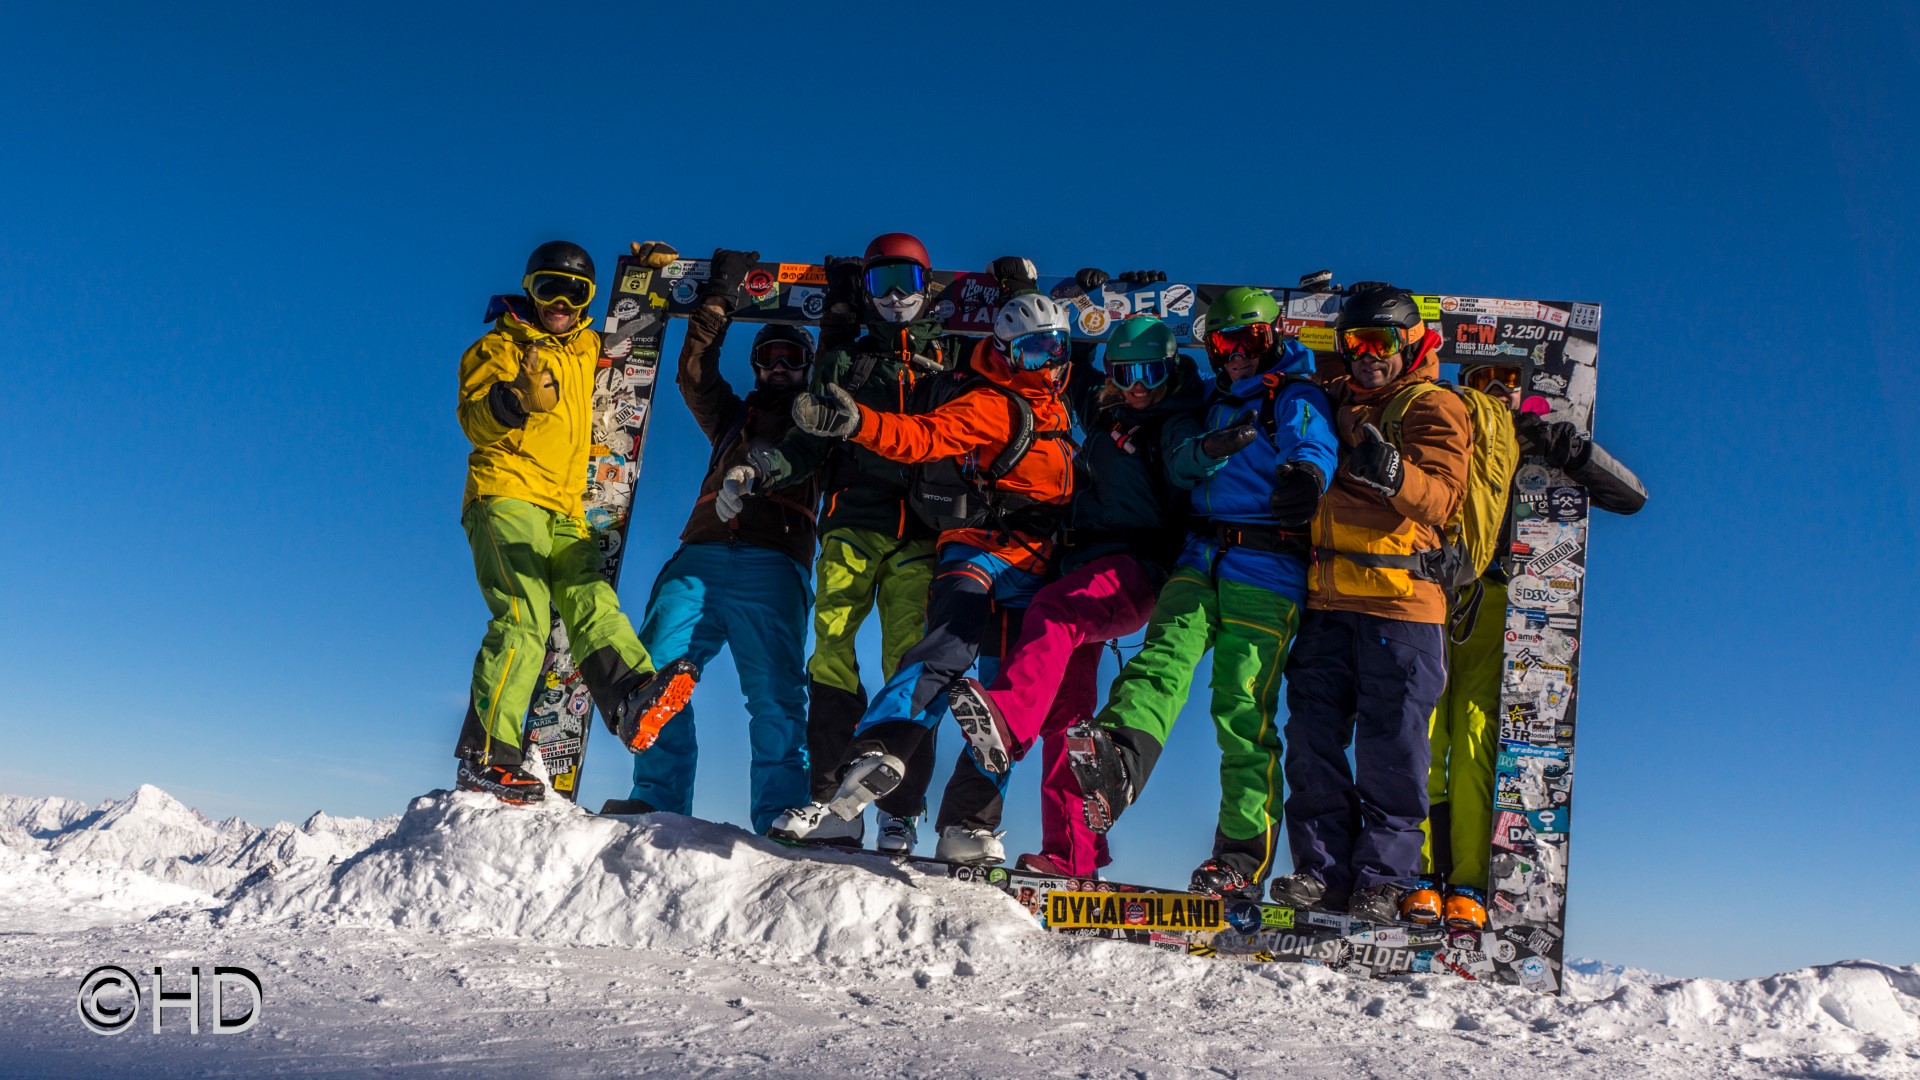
[457,296,603,519]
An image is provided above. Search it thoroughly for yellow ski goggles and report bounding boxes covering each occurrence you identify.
[523,270,596,310]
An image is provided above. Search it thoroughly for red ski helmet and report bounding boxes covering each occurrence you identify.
[863,232,931,271]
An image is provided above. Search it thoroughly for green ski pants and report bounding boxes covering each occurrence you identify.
[1421,577,1506,890]
[1096,568,1301,881]
[462,497,653,762]
[807,527,936,694]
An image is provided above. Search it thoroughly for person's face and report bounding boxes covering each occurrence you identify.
[755,364,805,392]
[1117,379,1167,410]
[538,300,577,334]
[1348,349,1404,390]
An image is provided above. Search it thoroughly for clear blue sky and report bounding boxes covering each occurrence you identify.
[2,3,1914,980]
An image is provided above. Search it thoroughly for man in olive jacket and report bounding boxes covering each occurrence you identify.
[609,249,827,834]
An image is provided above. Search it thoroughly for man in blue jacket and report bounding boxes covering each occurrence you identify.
[1067,287,1339,901]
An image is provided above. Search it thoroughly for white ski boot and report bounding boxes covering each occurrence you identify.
[875,810,920,856]
[827,752,906,824]
[934,826,1005,866]
[766,801,865,847]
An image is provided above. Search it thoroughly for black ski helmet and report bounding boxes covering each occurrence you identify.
[525,240,596,284]
[1336,282,1421,332]
[751,322,815,367]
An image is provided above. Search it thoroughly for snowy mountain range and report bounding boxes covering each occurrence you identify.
[1,785,1913,1078]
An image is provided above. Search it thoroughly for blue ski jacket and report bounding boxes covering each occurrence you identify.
[1166,340,1338,601]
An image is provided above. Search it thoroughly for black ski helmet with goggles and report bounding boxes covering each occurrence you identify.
[1334,282,1423,363]
[523,240,597,311]
[749,322,814,374]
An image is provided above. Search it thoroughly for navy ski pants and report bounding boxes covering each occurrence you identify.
[1282,609,1447,899]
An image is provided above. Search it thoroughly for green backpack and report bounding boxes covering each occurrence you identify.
[1380,380,1519,591]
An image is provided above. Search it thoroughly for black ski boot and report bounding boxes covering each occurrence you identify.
[1064,723,1133,833]
[1189,858,1262,902]
[1348,883,1409,925]
[455,759,546,805]
[1269,871,1330,909]
[598,798,657,816]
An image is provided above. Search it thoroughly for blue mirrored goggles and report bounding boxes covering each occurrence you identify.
[1005,329,1071,371]
[863,261,927,298]
[1105,358,1171,390]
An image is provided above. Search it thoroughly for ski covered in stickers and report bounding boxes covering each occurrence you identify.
[516,255,673,799]
[621,257,1602,993]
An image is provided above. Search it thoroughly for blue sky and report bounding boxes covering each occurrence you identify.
[2,3,1914,980]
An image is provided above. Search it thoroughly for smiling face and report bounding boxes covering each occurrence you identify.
[538,301,577,334]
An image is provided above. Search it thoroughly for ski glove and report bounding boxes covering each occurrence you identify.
[990,256,1039,296]
[508,343,560,413]
[485,380,529,429]
[630,240,679,268]
[823,255,865,326]
[792,383,862,438]
[1515,412,1586,470]
[715,465,757,522]
[1269,461,1326,527]
[699,248,759,309]
[1075,267,1110,292]
[1345,423,1404,498]
[1116,269,1167,285]
[1200,423,1258,460]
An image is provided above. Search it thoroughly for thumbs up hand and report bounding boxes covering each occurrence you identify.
[1343,422,1404,498]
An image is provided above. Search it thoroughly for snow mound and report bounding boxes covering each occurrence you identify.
[0,840,210,932]
[1586,961,1920,1059]
[220,789,1038,961]
[1565,955,1668,999]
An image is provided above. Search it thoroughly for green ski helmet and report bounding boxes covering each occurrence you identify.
[1203,286,1281,376]
[1102,316,1178,390]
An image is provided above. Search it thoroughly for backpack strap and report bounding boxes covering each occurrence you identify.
[1379,380,1445,445]
[845,347,881,391]
[979,383,1037,483]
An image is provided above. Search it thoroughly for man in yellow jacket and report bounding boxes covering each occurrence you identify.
[452,239,699,804]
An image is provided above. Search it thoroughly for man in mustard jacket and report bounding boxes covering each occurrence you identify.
[452,240,699,803]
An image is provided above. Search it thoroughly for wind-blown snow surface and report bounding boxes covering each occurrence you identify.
[1,788,1914,1078]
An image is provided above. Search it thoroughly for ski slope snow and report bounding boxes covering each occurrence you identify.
[0,786,1914,1078]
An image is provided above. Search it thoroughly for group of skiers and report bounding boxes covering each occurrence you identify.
[451,235,1645,929]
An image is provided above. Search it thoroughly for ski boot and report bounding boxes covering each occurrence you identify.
[455,759,546,805]
[825,751,906,823]
[598,797,657,816]
[1399,877,1444,926]
[765,801,865,847]
[934,826,1005,866]
[1014,852,1079,878]
[613,657,700,753]
[1268,871,1328,909]
[1189,858,1262,902]
[1063,723,1133,833]
[1443,885,1490,930]
[875,809,919,856]
[1348,883,1409,925]
[946,678,1017,774]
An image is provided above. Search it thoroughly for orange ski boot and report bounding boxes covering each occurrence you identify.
[615,657,700,753]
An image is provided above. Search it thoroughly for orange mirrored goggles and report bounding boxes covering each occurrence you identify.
[1338,326,1407,359]
[1461,365,1521,392]
[1206,323,1273,361]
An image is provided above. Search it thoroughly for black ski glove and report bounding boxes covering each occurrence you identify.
[486,380,529,430]
[698,248,759,309]
[1344,423,1404,498]
[1075,267,1110,292]
[1515,412,1587,469]
[1200,423,1258,460]
[823,255,865,325]
[990,256,1039,295]
[1269,462,1326,528]
[1116,269,1167,285]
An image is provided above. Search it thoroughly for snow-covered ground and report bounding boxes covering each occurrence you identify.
[1,787,1914,1078]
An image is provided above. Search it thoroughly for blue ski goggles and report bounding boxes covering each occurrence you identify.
[1105,357,1171,390]
[1006,329,1071,371]
[864,261,927,298]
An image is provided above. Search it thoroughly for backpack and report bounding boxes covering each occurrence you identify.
[1379,380,1519,591]
[906,370,1070,533]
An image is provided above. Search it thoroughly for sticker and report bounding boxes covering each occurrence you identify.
[1078,308,1110,336]
[776,263,826,286]
[1261,906,1295,929]
[1570,303,1601,332]
[1513,464,1552,496]
[671,280,698,305]
[610,297,642,321]
[618,267,654,295]
[743,269,775,299]
[1415,295,1444,321]
[789,285,824,320]
[1297,325,1337,353]
[1047,892,1223,931]
[1161,283,1196,316]
[1546,487,1588,522]
[1225,901,1263,933]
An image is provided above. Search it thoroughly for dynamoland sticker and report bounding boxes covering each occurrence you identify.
[1047,892,1224,932]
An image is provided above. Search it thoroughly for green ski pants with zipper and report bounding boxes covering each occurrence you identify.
[1421,577,1507,890]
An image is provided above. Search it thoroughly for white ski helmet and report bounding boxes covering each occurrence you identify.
[993,293,1072,344]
